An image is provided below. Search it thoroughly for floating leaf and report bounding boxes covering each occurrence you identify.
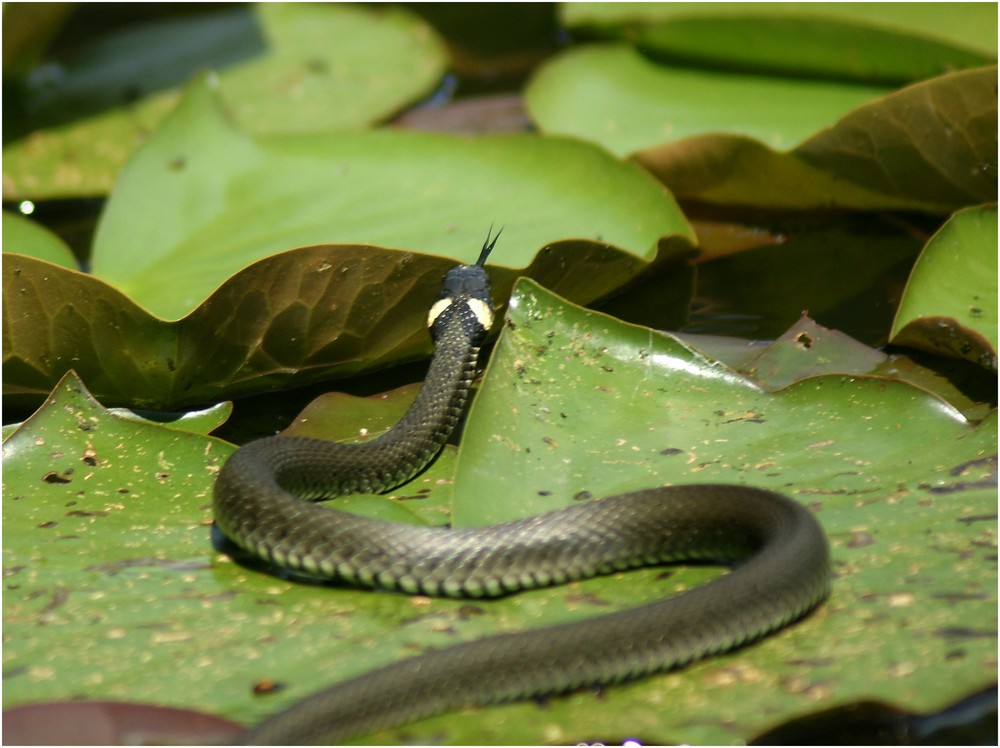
[526,42,995,213]
[2,235,676,411]
[106,401,233,436]
[682,316,989,422]
[526,43,892,156]
[3,277,995,743]
[636,65,997,212]
[455,279,995,525]
[89,74,688,320]
[561,3,997,84]
[404,279,995,744]
[0,400,233,442]
[891,204,998,371]
[2,4,448,199]
[2,75,692,410]
[2,371,465,736]
[1,700,242,746]
[1,211,77,269]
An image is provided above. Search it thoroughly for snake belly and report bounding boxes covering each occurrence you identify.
[213,259,832,745]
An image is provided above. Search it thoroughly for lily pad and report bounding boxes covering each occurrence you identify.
[890,204,998,372]
[2,371,476,738]
[561,3,997,83]
[525,43,893,156]
[0,400,233,442]
[2,4,448,200]
[2,75,692,411]
[409,279,994,744]
[635,65,997,212]
[106,401,234,436]
[2,233,682,412]
[1,700,242,746]
[682,316,990,423]
[1,210,77,269]
[89,74,689,321]
[3,272,995,744]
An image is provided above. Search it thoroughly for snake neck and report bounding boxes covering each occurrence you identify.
[215,299,487,513]
[382,302,484,470]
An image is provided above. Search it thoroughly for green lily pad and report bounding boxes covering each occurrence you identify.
[562,3,997,83]
[635,65,997,212]
[1,233,685,412]
[105,401,233,436]
[526,43,893,156]
[3,273,995,744]
[0,400,233,442]
[682,316,990,423]
[2,75,692,411]
[1,371,459,732]
[455,279,995,525]
[90,74,689,321]
[2,4,448,200]
[890,204,998,372]
[403,279,994,744]
[2,211,77,269]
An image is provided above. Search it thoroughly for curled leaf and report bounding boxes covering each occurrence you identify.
[3,73,693,410]
[637,66,997,212]
[891,204,998,371]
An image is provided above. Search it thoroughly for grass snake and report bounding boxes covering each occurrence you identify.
[213,233,832,744]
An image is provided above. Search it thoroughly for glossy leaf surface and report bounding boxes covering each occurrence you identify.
[891,204,998,371]
[5,279,994,744]
[2,76,692,410]
[526,44,892,156]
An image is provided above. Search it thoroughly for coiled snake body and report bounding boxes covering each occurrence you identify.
[214,235,831,744]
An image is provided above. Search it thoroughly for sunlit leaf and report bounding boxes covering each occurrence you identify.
[3,282,994,744]
[526,44,892,156]
[891,204,998,371]
[2,211,77,269]
[2,76,692,411]
[636,66,997,212]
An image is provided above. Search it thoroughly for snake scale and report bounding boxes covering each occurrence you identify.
[213,232,832,744]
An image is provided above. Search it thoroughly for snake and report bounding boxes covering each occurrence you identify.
[213,230,832,745]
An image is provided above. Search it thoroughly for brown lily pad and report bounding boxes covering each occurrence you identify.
[636,65,997,212]
[2,700,243,746]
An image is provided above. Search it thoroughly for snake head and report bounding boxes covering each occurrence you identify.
[427,227,499,339]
